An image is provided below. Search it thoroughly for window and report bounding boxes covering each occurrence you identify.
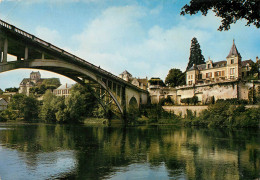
[206,72,212,78]
[231,59,234,64]
[215,71,221,77]
[207,64,211,69]
[222,71,225,76]
[230,68,235,75]
[191,75,193,79]
[198,74,202,80]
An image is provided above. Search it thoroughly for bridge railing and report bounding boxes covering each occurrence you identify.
[0,19,147,92]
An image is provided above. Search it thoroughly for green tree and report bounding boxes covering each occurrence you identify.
[181,0,260,31]
[42,78,61,88]
[8,94,39,120]
[40,84,98,123]
[40,90,60,122]
[186,37,205,71]
[68,84,98,119]
[0,88,3,95]
[148,78,165,86]
[65,91,87,122]
[165,68,185,87]
[5,87,19,92]
[249,62,260,79]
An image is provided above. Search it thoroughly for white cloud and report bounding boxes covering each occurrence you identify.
[70,6,239,80]
[38,6,257,82]
[71,6,224,80]
[73,6,146,53]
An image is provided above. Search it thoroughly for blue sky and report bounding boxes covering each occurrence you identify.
[0,0,259,90]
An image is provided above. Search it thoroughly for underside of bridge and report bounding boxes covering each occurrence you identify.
[0,19,148,123]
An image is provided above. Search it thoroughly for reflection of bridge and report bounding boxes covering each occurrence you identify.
[0,19,148,120]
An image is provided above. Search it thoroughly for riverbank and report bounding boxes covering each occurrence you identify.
[137,102,260,128]
[162,105,260,117]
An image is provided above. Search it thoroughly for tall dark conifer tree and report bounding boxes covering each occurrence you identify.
[186,37,205,71]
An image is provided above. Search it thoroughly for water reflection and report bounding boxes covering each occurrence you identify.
[0,124,259,179]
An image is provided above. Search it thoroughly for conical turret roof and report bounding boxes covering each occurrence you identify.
[227,40,241,58]
[120,70,132,77]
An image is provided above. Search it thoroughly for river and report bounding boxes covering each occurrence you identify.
[0,123,259,179]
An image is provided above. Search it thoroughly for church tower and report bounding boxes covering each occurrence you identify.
[226,40,242,80]
[30,71,41,83]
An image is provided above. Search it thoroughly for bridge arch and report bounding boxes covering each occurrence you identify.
[0,18,149,123]
[0,59,124,116]
[129,96,138,108]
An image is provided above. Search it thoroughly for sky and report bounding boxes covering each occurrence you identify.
[0,0,259,90]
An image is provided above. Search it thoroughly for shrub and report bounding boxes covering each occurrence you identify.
[181,96,199,105]
[160,96,174,106]
[216,98,248,105]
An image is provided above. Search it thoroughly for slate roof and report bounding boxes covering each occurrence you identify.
[119,70,132,77]
[20,78,34,85]
[227,40,241,58]
[241,59,254,67]
[137,78,148,85]
[188,59,253,71]
[213,60,227,68]
[0,98,8,105]
[56,84,74,90]
[20,78,45,85]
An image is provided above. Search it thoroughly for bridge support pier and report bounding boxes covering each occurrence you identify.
[17,56,21,61]
[121,86,127,124]
[3,38,8,63]
[41,53,45,60]
[25,46,28,60]
[0,48,2,62]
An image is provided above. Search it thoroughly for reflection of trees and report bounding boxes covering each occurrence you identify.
[0,125,259,179]
[73,126,259,179]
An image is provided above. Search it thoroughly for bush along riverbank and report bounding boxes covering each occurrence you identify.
[182,102,260,128]
[129,101,260,128]
[0,84,105,124]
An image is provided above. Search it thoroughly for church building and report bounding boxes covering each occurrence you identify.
[19,71,43,96]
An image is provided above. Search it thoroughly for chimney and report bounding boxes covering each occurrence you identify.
[256,56,259,63]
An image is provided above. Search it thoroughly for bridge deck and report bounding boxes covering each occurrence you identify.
[0,19,147,93]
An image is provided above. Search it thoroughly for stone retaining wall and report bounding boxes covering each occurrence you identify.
[163,105,259,118]
[163,105,208,117]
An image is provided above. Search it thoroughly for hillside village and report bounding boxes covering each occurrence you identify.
[0,41,259,111]
[120,41,260,106]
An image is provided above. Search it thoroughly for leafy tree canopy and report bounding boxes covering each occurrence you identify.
[40,84,98,123]
[165,68,186,87]
[7,94,39,120]
[0,88,3,95]
[5,87,19,92]
[148,78,165,86]
[181,0,260,31]
[42,78,61,88]
[186,37,205,71]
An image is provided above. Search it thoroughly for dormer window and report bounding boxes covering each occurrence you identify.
[207,64,211,69]
[231,59,234,64]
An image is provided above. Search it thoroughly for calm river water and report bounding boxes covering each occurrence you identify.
[0,123,259,180]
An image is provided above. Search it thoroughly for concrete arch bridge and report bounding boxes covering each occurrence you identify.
[0,19,148,122]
